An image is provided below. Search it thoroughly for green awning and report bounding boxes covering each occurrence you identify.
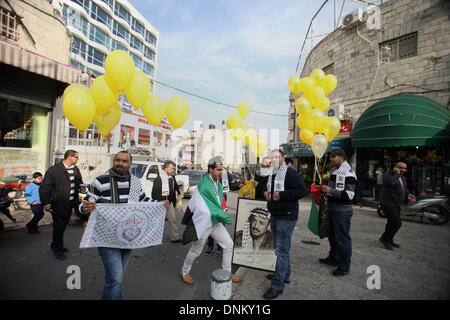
[352,95,450,148]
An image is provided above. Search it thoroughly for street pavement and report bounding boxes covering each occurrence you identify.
[0,192,449,300]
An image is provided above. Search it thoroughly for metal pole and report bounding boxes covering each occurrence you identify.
[334,0,337,30]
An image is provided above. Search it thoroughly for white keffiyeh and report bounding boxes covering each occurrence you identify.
[241,207,271,249]
[266,162,288,197]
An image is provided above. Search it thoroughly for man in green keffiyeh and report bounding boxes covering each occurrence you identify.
[180,156,243,285]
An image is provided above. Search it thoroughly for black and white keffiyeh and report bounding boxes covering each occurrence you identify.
[241,207,271,249]
[267,162,288,196]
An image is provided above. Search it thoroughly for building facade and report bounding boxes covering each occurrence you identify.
[0,0,81,182]
[286,0,450,198]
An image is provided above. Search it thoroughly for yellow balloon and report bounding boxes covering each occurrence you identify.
[165,96,189,129]
[226,117,232,129]
[297,116,315,131]
[104,74,120,94]
[317,116,330,134]
[327,116,341,141]
[63,89,97,132]
[94,103,121,137]
[300,129,314,145]
[63,83,89,99]
[298,77,315,96]
[124,69,151,108]
[229,114,243,129]
[295,97,312,116]
[105,50,135,91]
[142,95,165,126]
[316,95,330,112]
[229,128,244,141]
[288,76,301,95]
[250,135,268,157]
[320,74,338,95]
[91,75,118,113]
[310,85,326,107]
[238,102,250,119]
[308,108,324,132]
[243,128,257,146]
[310,69,325,84]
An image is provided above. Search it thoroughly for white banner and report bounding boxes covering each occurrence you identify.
[80,202,166,249]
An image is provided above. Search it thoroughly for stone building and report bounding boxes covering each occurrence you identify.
[286,0,450,198]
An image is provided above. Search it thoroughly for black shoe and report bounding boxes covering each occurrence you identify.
[266,274,290,284]
[332,268,349,276]
[54,251,66,260]
[205,248,215,256]
[27,229,40,234]
[51,247,69,253]
[171,239,181,243]
[379,238,393,250]
[390,241,400,248]
[319,257,338,266]
[263,287,283,299]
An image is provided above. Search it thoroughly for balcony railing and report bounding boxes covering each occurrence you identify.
[1,7,19,41]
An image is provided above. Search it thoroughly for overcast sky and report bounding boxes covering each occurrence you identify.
[130,0,363,147]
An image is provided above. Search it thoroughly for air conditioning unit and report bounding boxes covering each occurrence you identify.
[326,104,345,120]
[342,8,363,28]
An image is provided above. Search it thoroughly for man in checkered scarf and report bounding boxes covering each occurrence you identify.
[235,207,272,250]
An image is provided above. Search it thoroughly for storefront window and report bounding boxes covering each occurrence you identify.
[0,99,49,180]
[67,122,107,147]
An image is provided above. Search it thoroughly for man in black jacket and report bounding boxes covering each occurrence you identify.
[152,161,181,243]
[263,149,307,299]
[379,161,416,250]
[253,157,271,200]
[39,150,83,260]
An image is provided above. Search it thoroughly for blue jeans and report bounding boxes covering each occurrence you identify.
[98,247,132,300]
[270,217,297,291]
[327,209,353,272]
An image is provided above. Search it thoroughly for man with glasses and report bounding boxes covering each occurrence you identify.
[379,161,416,250]
[40,150,84,260]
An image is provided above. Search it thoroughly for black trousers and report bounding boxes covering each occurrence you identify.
[380,204,402,243]
[50,206,73,251]
[27,204,44,231]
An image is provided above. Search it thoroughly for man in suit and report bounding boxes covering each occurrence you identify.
[379,161,416,250]
[235,207,272,250]
[40,150,83,260]
[152,160,181,243]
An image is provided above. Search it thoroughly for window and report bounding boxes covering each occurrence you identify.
[130,164,147,178]
[131,18,145,37]
[112,21,129,41]
[91,2,111,28]
[70,0,89,12]
[380,32,418,63]
[0,7,18,41]
[111,39,127,52]
[70,59,85,71]
[138,128,150,145]
[144,46,155,60]
[146,165,160,180]
[87,46,106,67]
[131,53,143,70]
[67,122,106,147]
[114,3,131,24]
[89,25,110,49]
[145,30,156,46]
[72,36,87,59]
[143,62,154,78]
[130,35,143,51]
[100,0,114,10]
[63,6,88,36]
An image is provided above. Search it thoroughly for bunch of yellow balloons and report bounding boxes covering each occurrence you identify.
[288,68,340,158]
[225,102,267,158]
[62,50,189,136]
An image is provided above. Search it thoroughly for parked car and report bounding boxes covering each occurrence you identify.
[179,170,205,198]
[130,161,190,198]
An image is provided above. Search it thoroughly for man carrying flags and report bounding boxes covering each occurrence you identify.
[180,156,243,285]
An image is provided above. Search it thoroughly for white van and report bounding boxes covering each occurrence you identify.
[130,161,190,198]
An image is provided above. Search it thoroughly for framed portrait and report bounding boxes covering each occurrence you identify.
[232,198,276,272]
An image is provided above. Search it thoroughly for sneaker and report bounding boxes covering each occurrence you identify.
[332,268,349,276]
[54,251,66,260]
[379,238,393,250]
[231,275,243,283]
[263,287,283,299]
[217,247,223,255]
[390,241,401,248]
[319,257,338,266]
[266,274,290,284]
[180,271,194,285]
[205,248,215,256]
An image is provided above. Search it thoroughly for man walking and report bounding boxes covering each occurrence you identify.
[40,150,83,260]
[152,160,182,243]
[319,149,357,277]
[263,149,307,299]
[180,156,243,285]
[81,151,169,300]
[379,161,416,250]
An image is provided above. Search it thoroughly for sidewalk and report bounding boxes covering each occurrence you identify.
[231,198,450,300]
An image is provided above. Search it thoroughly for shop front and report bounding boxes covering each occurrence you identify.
[352,95,450,202]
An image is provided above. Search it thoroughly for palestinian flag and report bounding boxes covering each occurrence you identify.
[181,174,231,244]
[307,184,321,236]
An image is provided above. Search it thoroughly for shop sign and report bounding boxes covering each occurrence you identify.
[338,121,351,137]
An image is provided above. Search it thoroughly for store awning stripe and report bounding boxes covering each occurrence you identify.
[352,123,450,134]
[0,40,82,84]
[363,101,448,119]
[356,112,449,127]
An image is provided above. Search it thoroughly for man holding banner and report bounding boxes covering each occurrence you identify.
[80,151,169,300]
[180,156,243,285]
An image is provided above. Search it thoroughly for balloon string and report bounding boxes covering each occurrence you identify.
[315,156,322,186]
